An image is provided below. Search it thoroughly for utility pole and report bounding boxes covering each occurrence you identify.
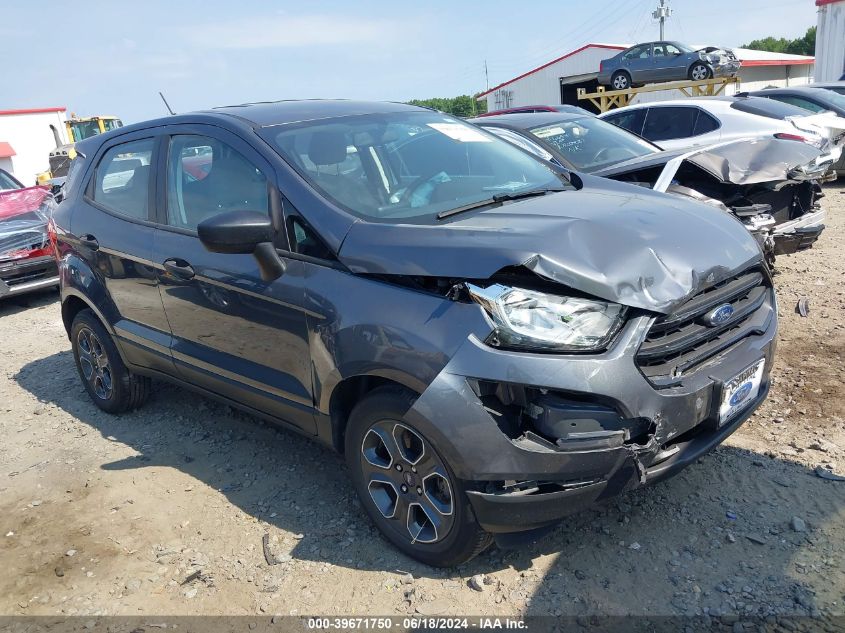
[484,60,489,92]
[652,0,672,40]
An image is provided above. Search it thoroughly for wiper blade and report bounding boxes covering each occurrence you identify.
[436,188,566,220]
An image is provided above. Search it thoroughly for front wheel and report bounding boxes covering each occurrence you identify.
[345,386,492,567]
[689,62,712,81]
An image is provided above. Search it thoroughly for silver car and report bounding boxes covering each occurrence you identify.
[597,41,740,91]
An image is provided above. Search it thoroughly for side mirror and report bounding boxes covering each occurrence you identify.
[197,210,286,281]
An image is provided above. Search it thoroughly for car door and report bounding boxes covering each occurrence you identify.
[72,133,174,374]
[641,106,706,149]
[151,126,316,433]
[656,42,688,81]
[627,44,655,83]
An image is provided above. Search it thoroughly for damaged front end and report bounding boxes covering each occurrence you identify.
[0,186,59,299]
[696,46,741,78]
[397,263,775,535]
[598,138,829,265]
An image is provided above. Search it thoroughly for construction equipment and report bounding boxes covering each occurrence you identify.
[38,115,123,183]
[577,76,740,113]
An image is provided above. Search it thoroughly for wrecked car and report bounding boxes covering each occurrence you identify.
[597,41,740,90]
[0,185,59,299]
[742,86,845,178]
[598,96,845,171]
[472,111,829,264]
[54,101,776,566]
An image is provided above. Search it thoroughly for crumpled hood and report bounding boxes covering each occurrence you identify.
[596,138,826,185]
[0,186,52,261]
[339,176,762,314]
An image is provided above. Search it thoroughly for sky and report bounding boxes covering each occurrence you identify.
[2,0,819,123]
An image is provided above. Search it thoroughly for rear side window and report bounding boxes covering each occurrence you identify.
[92,138,154,220]
[642,106,697,141]
[603,109,646,136]
[623,45,650,60]
[693,110,720,135]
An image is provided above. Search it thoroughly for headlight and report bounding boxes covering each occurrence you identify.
[467,283,626,352]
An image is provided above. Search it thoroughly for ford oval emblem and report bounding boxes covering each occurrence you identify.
[705,303,735,327]
[729,382,753,407]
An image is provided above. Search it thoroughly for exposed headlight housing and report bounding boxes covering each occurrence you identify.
[467,283,626,352]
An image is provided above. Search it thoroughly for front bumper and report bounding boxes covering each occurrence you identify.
[712,60,741,78]
[403,299,776,534]
[772,209,826,255]
[0,255,60,299]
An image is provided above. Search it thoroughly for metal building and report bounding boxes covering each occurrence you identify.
[816,0,845,81]
[477,44,815,113]
[0,108,69,186]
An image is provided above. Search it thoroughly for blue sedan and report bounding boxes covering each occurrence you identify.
[597,41,740,91]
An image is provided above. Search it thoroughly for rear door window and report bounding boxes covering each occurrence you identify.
[92,138,154,220]
[603,109,646,136]
[642,106,698,141]
[623,45,650,60]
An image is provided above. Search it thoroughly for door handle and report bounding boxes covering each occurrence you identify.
[79,234,99,251]
[163,258,195,280]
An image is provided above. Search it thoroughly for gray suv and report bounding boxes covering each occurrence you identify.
[51,100,776,566]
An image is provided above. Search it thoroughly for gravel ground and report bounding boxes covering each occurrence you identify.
[1,185,844,622]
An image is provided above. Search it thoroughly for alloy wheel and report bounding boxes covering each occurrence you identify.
[691,64,709,81]
[613,74,629,90]
[360,421,454,545]
[76,327,113,400]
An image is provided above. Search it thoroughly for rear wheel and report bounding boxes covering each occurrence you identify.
[71,309,150,413]
[689,62,712,81]
[611,71,631,91]
[345,386,492,567]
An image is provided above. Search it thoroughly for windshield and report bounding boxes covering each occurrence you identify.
[528,116,658,172]
[670,42,695,53]
[266,111,569,222]
[819,85,845,96]
[0,170,21,191]
[70,120,101,141]
[730,97,811,120]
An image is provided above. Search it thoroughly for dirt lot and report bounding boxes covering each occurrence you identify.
[1,185,844,622]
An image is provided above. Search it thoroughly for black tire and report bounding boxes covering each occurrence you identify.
[70,309,150,413]
[345,386,492,567]
[689,62,712,81]
[611,71,631,91]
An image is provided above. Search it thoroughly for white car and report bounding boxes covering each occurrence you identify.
[599,96,845,170]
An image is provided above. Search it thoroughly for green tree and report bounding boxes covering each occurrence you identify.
[406,95,487,117]
[743,27,815,56]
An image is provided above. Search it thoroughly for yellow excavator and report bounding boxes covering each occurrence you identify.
[37,115,123,183]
